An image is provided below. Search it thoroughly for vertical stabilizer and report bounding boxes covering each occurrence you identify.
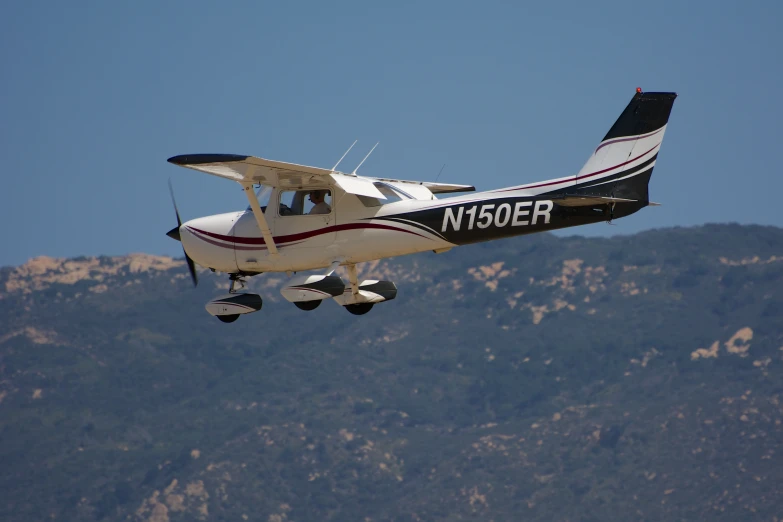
[569,91,677,201]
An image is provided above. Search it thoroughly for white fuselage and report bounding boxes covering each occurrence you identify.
[178,119,671,276]
[167,89,676,322]
[179,184,457,274]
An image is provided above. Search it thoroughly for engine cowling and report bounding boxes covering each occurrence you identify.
[280,274,346,303]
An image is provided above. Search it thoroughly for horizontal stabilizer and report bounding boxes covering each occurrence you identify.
[552,195,639,207]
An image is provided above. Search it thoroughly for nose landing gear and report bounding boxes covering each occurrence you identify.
[205,274,263,323]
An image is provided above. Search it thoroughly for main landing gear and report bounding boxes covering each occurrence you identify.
[344,303,374,315]
[338,265,373,315]
[205,264,398,322]
[330,264,395,315]
[280,263,398,316]
[294,300,322,311]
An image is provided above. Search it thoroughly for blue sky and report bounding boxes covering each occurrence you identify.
[1,1,781,267]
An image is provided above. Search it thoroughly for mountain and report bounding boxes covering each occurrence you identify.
[1,224,782,522]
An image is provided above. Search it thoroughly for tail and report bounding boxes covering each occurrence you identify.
[554,91,677,203]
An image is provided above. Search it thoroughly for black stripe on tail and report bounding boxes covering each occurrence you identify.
[603,91,677,141]
[542,91,677,203]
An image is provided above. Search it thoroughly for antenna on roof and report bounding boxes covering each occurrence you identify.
[331,140,357,172]
[351,142,379,175]
[435,163,446,183]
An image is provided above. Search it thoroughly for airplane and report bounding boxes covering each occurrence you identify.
[166,89,677,323]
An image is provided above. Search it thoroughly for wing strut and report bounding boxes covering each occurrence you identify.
[241,183,278,256]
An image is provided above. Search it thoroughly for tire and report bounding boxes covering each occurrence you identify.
[217,314,240,323]
[345,303,373,315]
[295,300,322,311]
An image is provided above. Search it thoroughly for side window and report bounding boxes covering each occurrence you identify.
[279,190,332,216]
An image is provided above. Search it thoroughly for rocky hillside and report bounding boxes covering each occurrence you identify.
[1,224,782,521]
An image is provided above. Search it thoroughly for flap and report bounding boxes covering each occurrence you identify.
[329,173,386,199]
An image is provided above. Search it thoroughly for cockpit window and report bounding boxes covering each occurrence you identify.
[279,189,332,216]
[357,183,407,208]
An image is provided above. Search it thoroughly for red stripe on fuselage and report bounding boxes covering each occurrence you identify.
[187,222,429,247]
[188,228,307,251]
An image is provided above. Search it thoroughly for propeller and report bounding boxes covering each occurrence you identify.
[167,180,199,287]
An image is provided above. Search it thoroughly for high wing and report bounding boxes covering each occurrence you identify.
[167,154,330,182]
[168,154,386,198]
[167,154,475,198]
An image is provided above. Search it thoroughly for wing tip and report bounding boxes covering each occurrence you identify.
[168,154,249,166]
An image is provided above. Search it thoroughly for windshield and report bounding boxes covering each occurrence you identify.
[246,185,273,211]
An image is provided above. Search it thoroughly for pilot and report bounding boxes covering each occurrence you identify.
[308,190,331,214]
